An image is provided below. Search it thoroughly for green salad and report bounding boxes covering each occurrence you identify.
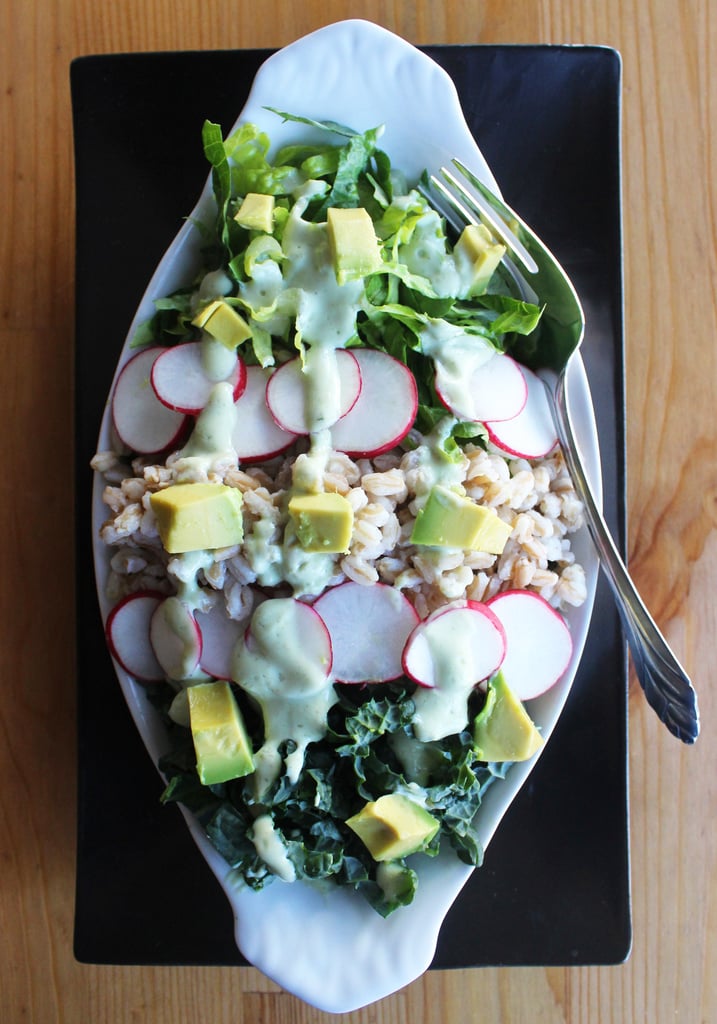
[95,111,586,917]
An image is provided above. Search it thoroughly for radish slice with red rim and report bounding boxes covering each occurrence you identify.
[434,351,527,424]
[242,597,333,684]
[402,599,506,689]
[196,602,249,681]
[484,365,558,459]
[232,364,299,462]
[151,340,247,415]
[486,589,573,700]
[105,590,166,683]
[313,581,419,683]
[111,347,189,455]
[149,596,203,682]
[402,599,507,743]
[330,348,418,457]
[265,350,361,435]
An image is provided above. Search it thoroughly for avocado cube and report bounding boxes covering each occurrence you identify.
[188,681,255,785]
[346,793,439,862]
[150,482,244,554]
[234,192,275,233]
[411,485,512,554]
[193,299,253,350]
[327,207,383,285]
[454,222,506,295]
[288,492,354,553]
[473,671,544,762]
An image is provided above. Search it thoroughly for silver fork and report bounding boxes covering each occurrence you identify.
[422,160,700,744]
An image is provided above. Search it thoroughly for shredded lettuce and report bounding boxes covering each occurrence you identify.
[130,289,198,348]
[265,109,391,214]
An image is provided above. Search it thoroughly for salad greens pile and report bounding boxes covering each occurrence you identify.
[134,111,542,916]
[135,111,542,452]
[157,683,509,916]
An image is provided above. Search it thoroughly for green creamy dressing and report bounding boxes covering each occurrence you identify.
[279,430,336,594]
[420,318,496,420]
[231,598,338,799]
[281,537,335,597]
[375,861,410,904]
[198,268,233,301]
[396,201,463,297]
[238,246,287,337]
[162,551,216,726]
[197,270,238,380]
[161,386,239,724]
[169,549,216,605]
[389,193,479,298]
[241,517,284,585]
[283,187,364,431]
[411,609,485,743]
[398,418,474,591]
[407,416,468,509]
[201,337,238,382]
[244,531,335,597]
[154,595,204,679]
[240,181,365,432]
[251,813,296,882]
[240,430,337,597]
[173,381,238,481]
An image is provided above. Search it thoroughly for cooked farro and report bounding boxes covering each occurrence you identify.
[94,430,586,623]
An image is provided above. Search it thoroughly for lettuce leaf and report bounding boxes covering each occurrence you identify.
[265,109,389,217]
[130,289,197,348]
[457,293,544,337]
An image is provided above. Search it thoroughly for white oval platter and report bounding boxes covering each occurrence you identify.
[91,19,602,1014]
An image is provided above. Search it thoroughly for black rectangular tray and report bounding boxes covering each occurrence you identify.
[72,42,630,969]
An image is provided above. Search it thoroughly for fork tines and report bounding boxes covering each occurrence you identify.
[425,163,538,275]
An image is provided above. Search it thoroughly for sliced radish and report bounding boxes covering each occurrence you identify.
[150,341,247,415]
[241,598,333,692]
[313,581,419,683]
[111,347,189,454]
[484,366,558,458]
[105,590,165,683]
[403,600,507,742]
[149,596,203,681]
[265,349,361,435]
[402,599,506,689]
[486,590,573,700]
[232,364,299,462]
[434,351,527,424]
[330,348,418,457]
[195,602,248,680]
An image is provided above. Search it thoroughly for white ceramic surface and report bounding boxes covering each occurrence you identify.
[92,20,602,1013]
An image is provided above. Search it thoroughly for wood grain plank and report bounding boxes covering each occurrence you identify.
[1,1,716,1022]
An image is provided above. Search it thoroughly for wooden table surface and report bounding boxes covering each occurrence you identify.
[2,2,715,1021]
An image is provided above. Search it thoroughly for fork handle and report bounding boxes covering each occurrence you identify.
[544,368,700,743]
